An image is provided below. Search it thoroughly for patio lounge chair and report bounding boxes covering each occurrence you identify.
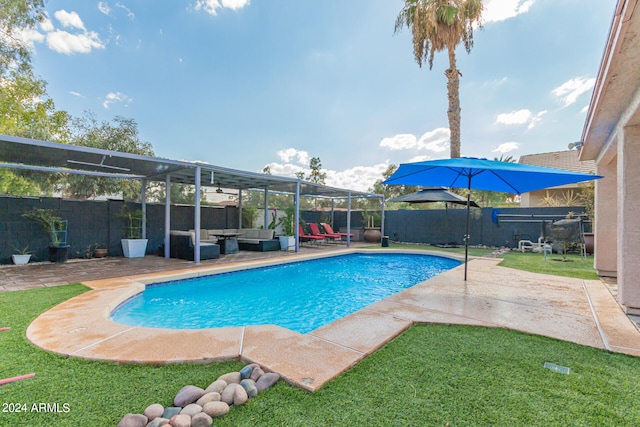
[298,224,325,246]
[308,222,341,243]
[321,223,354,239]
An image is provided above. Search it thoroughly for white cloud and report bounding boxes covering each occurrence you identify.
[380,134,417,150]
[495,109,546,129]
[492,142,519,153]
[40,15,54,32]
[103,91,132,108]
[325,163,390,192]
[16,28,45,50]
[193,0,251,16]
[552,77,596,107]
[416,128,450,152]
[69,91,85,98]
[380,128,450,153]
[483,0,536,23]
[407,155,432,163]
[276,148,309,166]
[116,2,135,19]
[54,10,86,31]
[263,162,305,177]
[98,2,111,15]
[46,30,105,55]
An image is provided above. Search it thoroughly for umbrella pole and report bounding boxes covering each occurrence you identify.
[464,176,471,281]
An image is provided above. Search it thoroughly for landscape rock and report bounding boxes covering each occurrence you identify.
[191,412,214,427]
[180,403,203,416]
[250,366,265,382]
[174,385,206,407]
[170,413,191,427]
[205,379,227,394]
[220,383,239,405]
[146,417,170,427]
[196,392,221,406]
[116,413,148,427]
[233,383,249,405]
[162,406,181,419]
[217,371,241,384]
[240,379,258,398]
[240,365,253,380]
[202,401,230,418]
[256,372,280,391]
[144,403,164,421]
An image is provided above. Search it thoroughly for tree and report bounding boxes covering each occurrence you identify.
[0,0,45,78]
[370,164,418,203]
[395,0,483,158]
[63,113,155,200]
[306,157,327,185]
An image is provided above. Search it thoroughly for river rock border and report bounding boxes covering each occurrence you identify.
[117,364,280,427]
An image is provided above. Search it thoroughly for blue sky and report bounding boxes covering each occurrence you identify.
[23,0,614,191]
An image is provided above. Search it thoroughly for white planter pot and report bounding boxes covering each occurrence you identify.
[279,235,295,251]
[121,239,148,258]
[12,254,31,265]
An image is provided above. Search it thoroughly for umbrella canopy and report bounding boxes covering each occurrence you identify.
[388,186,479,207]
[383,157,603,280]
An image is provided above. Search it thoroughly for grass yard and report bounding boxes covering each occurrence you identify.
[0,246,633,425]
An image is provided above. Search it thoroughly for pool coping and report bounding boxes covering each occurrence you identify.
[26,248,640,392]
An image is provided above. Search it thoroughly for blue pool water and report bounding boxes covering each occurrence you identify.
[111,253,460,334]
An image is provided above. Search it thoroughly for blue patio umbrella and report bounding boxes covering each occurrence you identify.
[383,157,603,280]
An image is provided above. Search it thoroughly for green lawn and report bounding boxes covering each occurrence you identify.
[0,247,632,425]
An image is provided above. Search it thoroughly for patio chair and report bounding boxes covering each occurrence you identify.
[321,223,354,240]
[298,224,325,246]
[308,222,341,244]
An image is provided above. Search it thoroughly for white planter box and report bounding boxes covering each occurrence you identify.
[121,239,148,258]
[279,235,295,251]
[12,254,31,265]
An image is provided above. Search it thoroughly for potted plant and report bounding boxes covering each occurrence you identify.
[93,243,108,258]
[119,205,148,258]
[12,244,32,265]
[362,209,381,243]
[22,208,69,263]
[278,205,296,251]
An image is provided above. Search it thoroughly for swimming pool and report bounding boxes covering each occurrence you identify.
[111,253,460,333]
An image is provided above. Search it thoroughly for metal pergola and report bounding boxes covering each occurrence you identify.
[0,134,384,263]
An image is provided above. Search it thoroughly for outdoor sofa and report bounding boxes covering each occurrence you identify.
[236,229,280,252]
[169,230,220,261]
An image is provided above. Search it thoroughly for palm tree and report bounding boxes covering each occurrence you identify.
[395,0,483,158]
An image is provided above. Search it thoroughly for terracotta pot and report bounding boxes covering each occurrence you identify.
[363,227,381,243]
[94,248,108,258]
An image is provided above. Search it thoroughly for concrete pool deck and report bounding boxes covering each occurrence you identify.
[21,248,640,392]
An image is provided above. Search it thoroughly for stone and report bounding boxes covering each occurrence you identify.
[174,385,206,407]
[116,413,148,427]
[170,413,191,427]
[196,392,221,406]
[240,365,253,380]
[240,379,258,398]
[180,403,203,416]
[162,406,181,419]
[147,418,170,427]
[233,383,249,405]
[256,372,280,391]
[217,371,241,384]
[144,403,164,421]
[205,379,227,394]
[191,412,214,427]
[202,401,230,418]
[250,366,265,382]
[220,383,238,405]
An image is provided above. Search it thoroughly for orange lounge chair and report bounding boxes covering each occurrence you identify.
[321,223,354,239]
[308,222,341,244]
[298,224,325,246]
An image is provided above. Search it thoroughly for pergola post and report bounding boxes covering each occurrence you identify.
[346,192,352,247]
[194,166,202,264]
[238,190,243,229]
[263,187,269,229]
[380,195,385,246]
[295,181,301,252]
[141,178,147,240]
[164,174,171,258]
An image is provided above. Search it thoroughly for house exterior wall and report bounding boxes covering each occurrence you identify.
[618,125,640,313]
[594,157,617,277]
